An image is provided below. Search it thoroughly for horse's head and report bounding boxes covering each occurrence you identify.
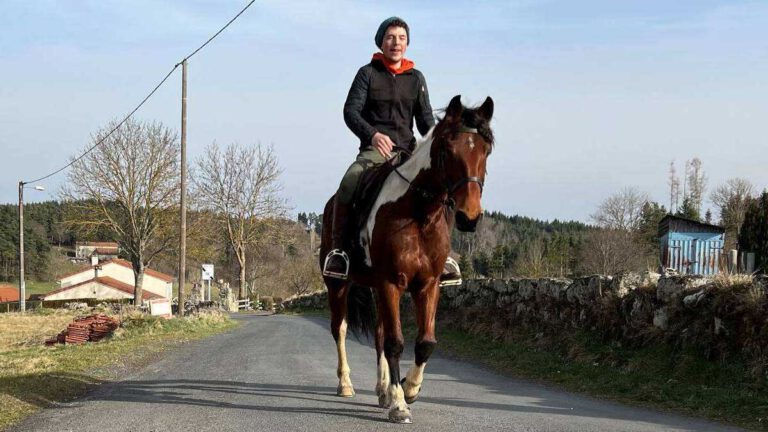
[433,95,494,232]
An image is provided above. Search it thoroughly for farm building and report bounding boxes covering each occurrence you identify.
[43,258,173,301]
[73,241,120,263]
[41,276,164,302]
[658,215,725,276]
[0,285,20,302]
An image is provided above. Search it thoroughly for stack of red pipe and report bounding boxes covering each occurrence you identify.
[44,314,119,346]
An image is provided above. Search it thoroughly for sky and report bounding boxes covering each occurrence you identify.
[1,0,767,223]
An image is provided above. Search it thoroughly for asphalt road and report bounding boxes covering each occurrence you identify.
[12,314,740,432]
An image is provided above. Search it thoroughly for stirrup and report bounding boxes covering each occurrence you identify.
[323,249,350,279]
[439,256,462,287]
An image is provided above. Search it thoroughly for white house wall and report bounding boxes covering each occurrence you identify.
[59,262,172,299]
[45,281,133,301]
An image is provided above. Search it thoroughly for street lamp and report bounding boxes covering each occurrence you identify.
[18,181,44,312]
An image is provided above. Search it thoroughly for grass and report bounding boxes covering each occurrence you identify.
[409,322,768,431]
[0,308,237,430]
[288,305,767,431]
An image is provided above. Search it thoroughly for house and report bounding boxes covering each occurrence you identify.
[43,258,173,301]
[41,277,164,302]
[0,285,20,303]
[74,242,120,263]
[658,215,725,276]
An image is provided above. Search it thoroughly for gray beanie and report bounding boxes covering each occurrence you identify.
[375,17,410,48]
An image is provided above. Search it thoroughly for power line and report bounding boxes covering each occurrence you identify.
[23,0,257,185]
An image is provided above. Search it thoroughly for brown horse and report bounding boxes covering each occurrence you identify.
[319,95,494,424]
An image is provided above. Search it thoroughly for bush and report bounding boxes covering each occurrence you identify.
[260,296,274,311]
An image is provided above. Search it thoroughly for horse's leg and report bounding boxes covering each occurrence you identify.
[374,317,389,407]
[403,279,439,404]
[328,279,355,397]
[377,282,411,423]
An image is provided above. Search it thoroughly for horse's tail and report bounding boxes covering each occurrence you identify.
[346,283,376,340]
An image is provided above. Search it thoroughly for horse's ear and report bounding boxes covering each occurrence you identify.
[446,95,463,119]
[478,97,494,121]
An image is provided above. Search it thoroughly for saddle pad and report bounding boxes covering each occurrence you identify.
[350,151,409,241]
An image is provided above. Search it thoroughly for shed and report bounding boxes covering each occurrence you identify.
[658,215,725,275]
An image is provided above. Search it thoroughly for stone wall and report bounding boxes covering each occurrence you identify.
[282,273,768,364]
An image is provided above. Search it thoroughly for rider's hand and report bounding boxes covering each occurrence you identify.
[371,132,395,159]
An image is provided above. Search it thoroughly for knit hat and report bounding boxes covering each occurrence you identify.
[375,16,409,48]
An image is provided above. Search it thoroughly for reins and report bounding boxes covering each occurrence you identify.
[390,126,484,210]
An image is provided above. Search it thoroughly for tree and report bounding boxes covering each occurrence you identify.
[668,160,681,213]
[578,229,646,275]
[711,178,754,249]
[591,187,649,231]
[192,142,287,299]
[637,201,667,254]
[739,191,768,273]
[61,119,179,304]
[684,157,707,216]
[676,197,701,222]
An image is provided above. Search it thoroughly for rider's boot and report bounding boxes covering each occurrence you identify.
[439,256,462,287]
[323,198,351,280]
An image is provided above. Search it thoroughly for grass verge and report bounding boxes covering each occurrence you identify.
[411,321,767,431]
[0,309,237,430]
[288,306,766,430]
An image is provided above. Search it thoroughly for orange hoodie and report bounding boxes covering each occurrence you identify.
[372,53,414,75]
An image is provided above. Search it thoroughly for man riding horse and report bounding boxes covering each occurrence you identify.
[323,16,461,286]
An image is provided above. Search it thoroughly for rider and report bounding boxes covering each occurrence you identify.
[323,17,461,286]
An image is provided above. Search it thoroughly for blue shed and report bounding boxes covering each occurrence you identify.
[658,215,725,275]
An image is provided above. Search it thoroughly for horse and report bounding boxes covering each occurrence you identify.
[319,95,494,424]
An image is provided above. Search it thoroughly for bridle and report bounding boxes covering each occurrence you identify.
[392,125,485,210]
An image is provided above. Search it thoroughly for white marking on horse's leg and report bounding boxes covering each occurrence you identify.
[362,128,435,266]
[376,352,390,407]
[403,362,427,403]
[336,319,354,397]
[387,382,412,423]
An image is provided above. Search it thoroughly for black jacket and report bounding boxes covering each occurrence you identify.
[344,60,435,150]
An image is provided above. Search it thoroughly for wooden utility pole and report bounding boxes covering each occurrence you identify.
[18,181,25,313]
[178,60,188,315]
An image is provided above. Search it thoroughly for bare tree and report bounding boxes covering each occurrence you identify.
[192,142,287,299]
[61,119,179,305]
[685,157,707,215]
[710,178,754,249]
[668,160,681,213]
[591,187,650,231]
[578,229,646,275]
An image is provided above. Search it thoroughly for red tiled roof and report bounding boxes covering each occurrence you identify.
[91,248,120,255]
[56,258,173,283]
[0,286,20,302]
[42,276,163,301]
[77,242,119,248]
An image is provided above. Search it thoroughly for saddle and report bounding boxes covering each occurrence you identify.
[347,150,410,245]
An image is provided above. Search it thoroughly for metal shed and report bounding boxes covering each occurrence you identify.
[658,215,725,275]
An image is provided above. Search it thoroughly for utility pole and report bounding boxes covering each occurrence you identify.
[18,181,25,313]
[178,59,188,316]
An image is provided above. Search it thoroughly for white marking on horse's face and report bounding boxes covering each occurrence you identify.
[361,128,435,266]
[468,136,475,150]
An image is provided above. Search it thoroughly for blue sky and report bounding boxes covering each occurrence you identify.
[1,0,767,222]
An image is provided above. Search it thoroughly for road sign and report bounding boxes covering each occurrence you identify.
[202,264,214,281]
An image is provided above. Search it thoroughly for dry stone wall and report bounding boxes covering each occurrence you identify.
[282,273,768,364]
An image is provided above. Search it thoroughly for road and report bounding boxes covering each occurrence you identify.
[11,314,740,432]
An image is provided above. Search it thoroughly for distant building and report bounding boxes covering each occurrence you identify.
[658,215,725,275]
[0,285,20,302]
[43,258,173,301]
[74,242,119,263]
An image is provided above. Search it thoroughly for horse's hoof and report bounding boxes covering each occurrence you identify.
[337,385,355,398]
[378,392,390,408]
[401,378,420,404]
[388,406,412,424]
[404,393,419,405]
